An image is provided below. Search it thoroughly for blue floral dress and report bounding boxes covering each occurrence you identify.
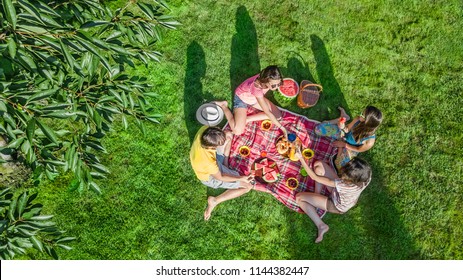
[315,121,375,169]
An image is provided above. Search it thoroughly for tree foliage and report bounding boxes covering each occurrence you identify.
[0,187,75,259]
[0,0,179,192]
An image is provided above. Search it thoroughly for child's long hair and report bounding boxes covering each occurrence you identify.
[257,65,283,84]
[340,157,372,186]
[352,106,382,142]
[201,127,226,148]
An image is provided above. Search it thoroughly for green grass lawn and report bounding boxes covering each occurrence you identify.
[26,0,462,259]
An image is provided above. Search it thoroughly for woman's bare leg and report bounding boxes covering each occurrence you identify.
[213,101,247,135]
[296,192,330,243]
[246,98,282,123]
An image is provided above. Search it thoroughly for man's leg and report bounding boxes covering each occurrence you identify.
[204,185,252,221]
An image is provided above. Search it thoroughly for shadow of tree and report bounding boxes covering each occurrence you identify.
[184,41,213,144]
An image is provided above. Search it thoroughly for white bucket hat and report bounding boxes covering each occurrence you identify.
[195,103,224,126]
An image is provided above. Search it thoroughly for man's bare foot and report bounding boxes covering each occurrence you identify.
[204,196,218,221]
[213,100,228,108]
[315,224,329,243]
[337,106,350,122]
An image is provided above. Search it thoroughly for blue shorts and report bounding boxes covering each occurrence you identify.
[200,153,241,189]
[233,94,248,109]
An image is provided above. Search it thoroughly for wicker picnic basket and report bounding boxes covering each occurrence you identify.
[297,80,323,109]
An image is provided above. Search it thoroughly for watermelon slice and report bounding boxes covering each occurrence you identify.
[262,166,273,175]
[254,162,266,170]
[260,158,268,166]
[267,170,278,179]
[263,171,278,183]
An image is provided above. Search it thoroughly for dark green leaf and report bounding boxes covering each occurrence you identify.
[28,88,58,102]
[2,0,17,29]
[89,163,110,174]
[24,118,35,143]
[56,244,72,250]
[36,120,58,144]
[17,192,28,218]
[43,111,76,118]
[60,39,74,69]
[56,237,76,243]
[8,198,17,221]
[80,20,110,29]
[29,215,54,221]
[6,37,16,59]
[30,236,43,252]
[6,137,24,149]
[89,181,101,195]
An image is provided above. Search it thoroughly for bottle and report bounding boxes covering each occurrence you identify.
[338,117,346,138]
[287,133,298,161]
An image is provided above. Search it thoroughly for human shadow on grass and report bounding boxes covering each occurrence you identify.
[229,5,261,99]
[281,36,417,259]
[206,6,261,200]
[184,41,214,144]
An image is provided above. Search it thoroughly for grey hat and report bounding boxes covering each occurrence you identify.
[195,103,224,126]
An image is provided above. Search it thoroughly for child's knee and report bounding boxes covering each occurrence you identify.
[313,161,325,176]
[233,127,245,135]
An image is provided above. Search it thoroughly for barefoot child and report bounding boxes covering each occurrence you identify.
[315,106,382,170]
[295,150,372,243]
[214,65,288,139]
[190,126,254,220]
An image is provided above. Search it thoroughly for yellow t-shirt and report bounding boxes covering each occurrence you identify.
[190,126,219,181]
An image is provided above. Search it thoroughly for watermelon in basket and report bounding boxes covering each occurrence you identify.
[277,78,299,100]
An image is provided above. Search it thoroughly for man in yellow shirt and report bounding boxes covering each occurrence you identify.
[190,126,254,220]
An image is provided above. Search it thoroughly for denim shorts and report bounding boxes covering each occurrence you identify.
[200,153,241,189]
[233,94,248,109]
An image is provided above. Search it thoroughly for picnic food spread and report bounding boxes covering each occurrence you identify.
[275,135,302,161]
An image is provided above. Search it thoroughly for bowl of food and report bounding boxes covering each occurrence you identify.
[278,78,299,100]
[302,148,314,160]
[239,146,251,157]
[260,120,273,131]
[286,177,299,190]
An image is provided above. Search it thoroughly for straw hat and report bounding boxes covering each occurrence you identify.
[195,103,224,126]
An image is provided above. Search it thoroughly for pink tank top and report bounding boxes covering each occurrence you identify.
[235,74,267,105]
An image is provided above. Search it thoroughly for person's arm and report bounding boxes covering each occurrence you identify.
[295,151,336,188]
[255,96,288,138]
[333,138,375,153]
[345,116,361,131]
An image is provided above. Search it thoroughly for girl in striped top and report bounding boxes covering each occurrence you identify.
[295,152,372,243]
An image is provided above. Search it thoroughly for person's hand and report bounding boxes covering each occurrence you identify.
[280,126,288,140]
[240,175,254,184]
[333,140,346,148]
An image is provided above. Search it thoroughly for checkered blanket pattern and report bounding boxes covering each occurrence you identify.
[224,108,337,215]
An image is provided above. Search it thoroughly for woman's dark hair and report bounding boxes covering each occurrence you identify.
[352,105,383,142]
[201,127,226,148]
[257,65,283,84]
[340,157,372,185]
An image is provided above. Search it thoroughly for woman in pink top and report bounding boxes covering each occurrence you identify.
[215,65,288,137]
[295,151,372,243]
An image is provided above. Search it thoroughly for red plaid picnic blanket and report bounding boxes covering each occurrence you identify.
[224,108,337,215]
